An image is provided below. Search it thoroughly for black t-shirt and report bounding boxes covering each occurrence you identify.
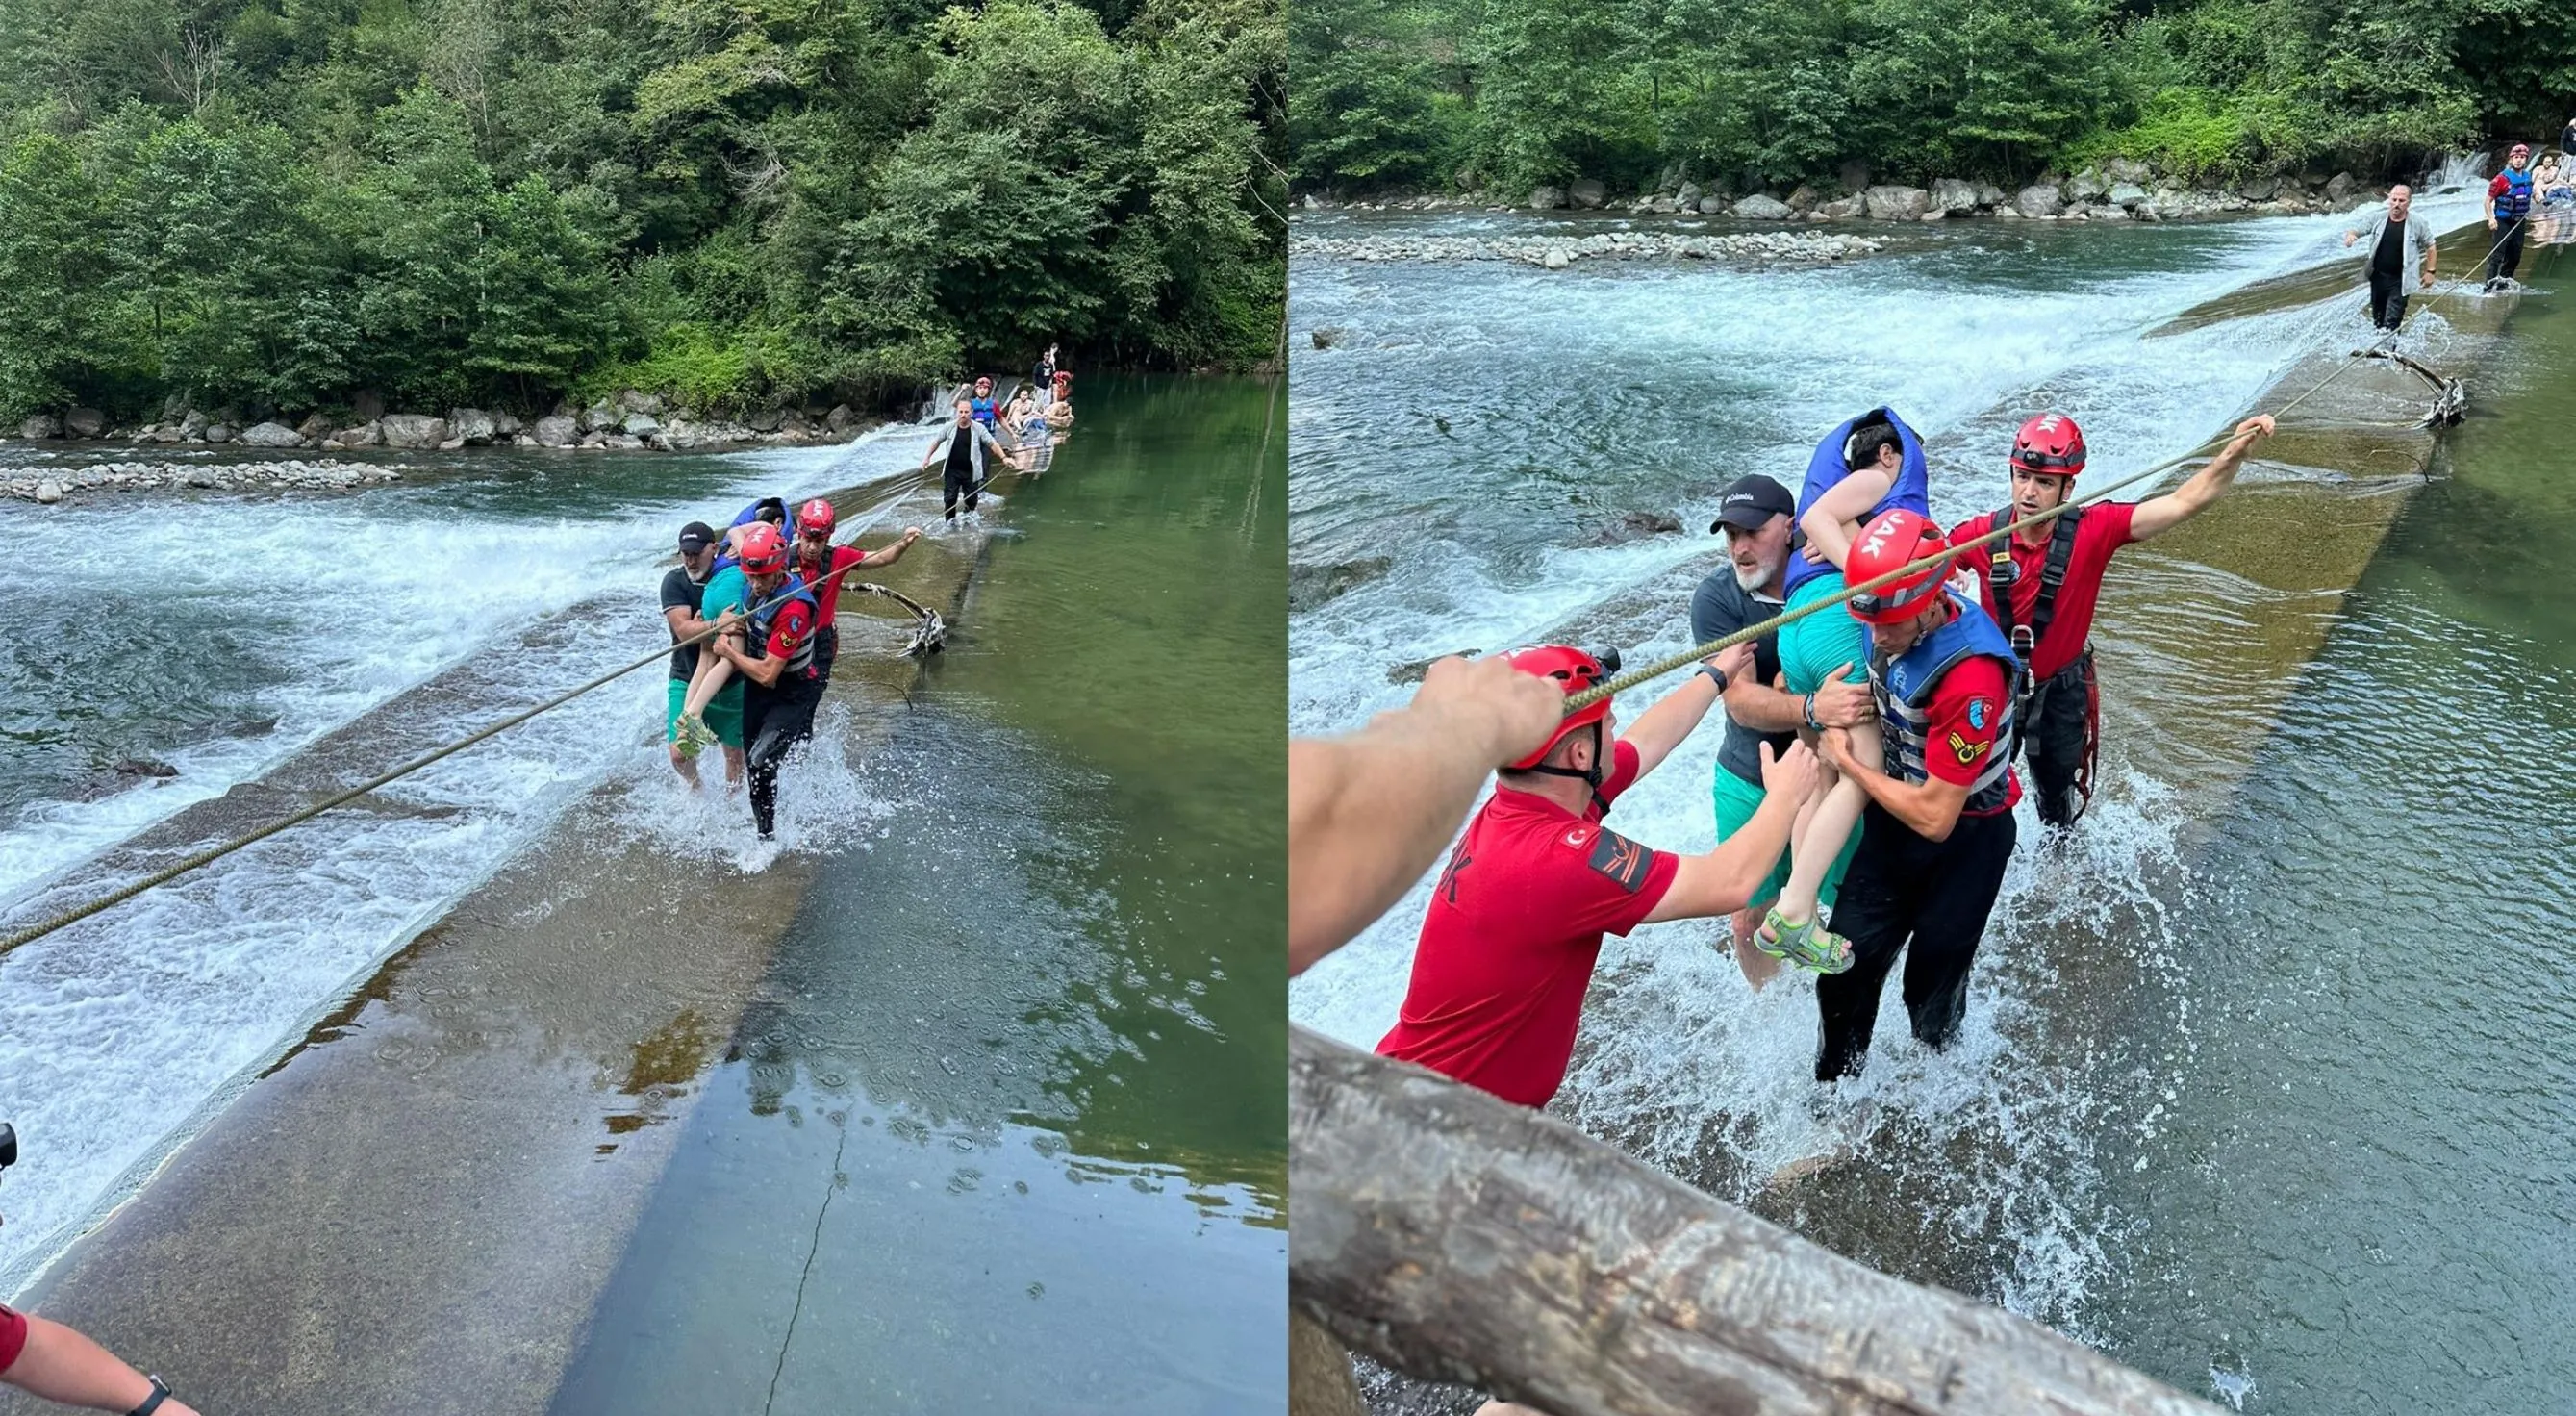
[661,565,707,681]
[946,426,975,476]
[1687,569,1791,787]
[2371,216,2406,278]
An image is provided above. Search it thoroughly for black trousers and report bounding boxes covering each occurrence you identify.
[2021,652,2096,829]
[2366,268,2408,329]
[1814,804,2018,1081]
[743,673,825,838]
[944,457,980,518]
[2488,219,2527,283]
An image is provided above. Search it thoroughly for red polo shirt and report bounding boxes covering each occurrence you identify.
[1920,652,2021,816]
[789,544,867,620]
[1377,740,1680,1108]
[1951,499,2138,682]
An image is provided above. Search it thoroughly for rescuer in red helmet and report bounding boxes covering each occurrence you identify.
[1947,410,2274,828]
[783,496,924,685]
[1375,641,1818,1110]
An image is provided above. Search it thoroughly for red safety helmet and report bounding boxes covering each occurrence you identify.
[2009,412,2086,478]
[2512,142,2533,159]
[1052,370,1073,387]
[1502,645,1613,771]
[798,497,836,536]
[738,521,789,574]
[1845,509,1954,625]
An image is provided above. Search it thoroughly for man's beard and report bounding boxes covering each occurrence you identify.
[1732,548,1782,592]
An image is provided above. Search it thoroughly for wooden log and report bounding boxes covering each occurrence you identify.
[1289,1025,2225,1416]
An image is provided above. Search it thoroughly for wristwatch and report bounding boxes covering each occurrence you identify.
[1698,664,1729,691]
[130,1377,170,1416]
[1802,693,1821,732]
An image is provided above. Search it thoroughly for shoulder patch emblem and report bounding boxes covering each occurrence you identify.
[1948,730,1990,766]
[1584,828,1653,894]
[1966,697,1988,732]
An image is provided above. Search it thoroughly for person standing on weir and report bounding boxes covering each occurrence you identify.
[2341,185,2437,331]
[2486,142,2537,290]
[1947,412,2276,828]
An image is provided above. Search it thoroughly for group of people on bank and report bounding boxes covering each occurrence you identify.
[654,366,1074,841]
[1374,405,2276,1104]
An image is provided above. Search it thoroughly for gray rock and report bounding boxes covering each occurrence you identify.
[350,391,386,422]
[603,434,644,450]
[2015,184,2065,218]
[1785,185,1820,215]
[513,433,538,446]
[205,424,236,443]
[335,421,383,447]
[1528,185,1566,211]
[162,392,188,418]
[239,420,304,448]
[534,415,579,447]
[2238,174,2282,201]
[1543,247,1571,269]
[1975,181,2007,208]
[1301,193,1321,210]
[1580,511,1684,546]
[1312,326,1347,349]
[2325,171,2357,202]
[2109,182,2149,207]
[447,407,498,443]
[1697,195,1728,214]
[178,410,208,441]
[621,412,661,437]
[492,411,522,436]
[579,404,615,433]
[1814,196,1866,220]
[17,415,61,440]
[825,404,859,434]
[64,407,104,438]
[2088,204,2132,221]
[2069,168,2109,201]
[2106,156,2152,184]
[742,409,784,434]
[1675,182,1702,209]
[152,425,183,443]
[35,481,62,503]
[1570,177,1607,209]
[618,389,664,414]
[437,437,467,451]
[1733,193,1793,220]
[296,412,334,442]
[1864,185,1930,221]
[1930,177,1980,213]
[380,414,449,449]
[1290,557,1394,613]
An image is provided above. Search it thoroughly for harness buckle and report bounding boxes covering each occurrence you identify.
[2009,623,2035,657]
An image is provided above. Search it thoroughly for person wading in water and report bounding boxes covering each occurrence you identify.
[706,522,824,841]
[921,397,1022,523]
[2487,142,2537,290]
[2341,185,2437,331]
[1947,412,2276,828]
[1811,510,2022,1082]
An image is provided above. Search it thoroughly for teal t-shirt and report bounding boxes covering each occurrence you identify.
[700,565,749,620]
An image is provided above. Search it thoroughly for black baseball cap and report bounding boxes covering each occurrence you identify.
[677,521,716,553]
[1710,475,1794,533]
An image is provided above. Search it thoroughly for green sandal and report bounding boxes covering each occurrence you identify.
[1756,907,1856,974]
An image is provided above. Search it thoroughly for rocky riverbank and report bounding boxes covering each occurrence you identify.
[1301,155,2408,228]
[6,458,411,504]
[8,388,873,458]
[1291,228,1882,269]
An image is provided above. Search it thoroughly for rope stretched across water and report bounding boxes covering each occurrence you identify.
[1565,210,2523,713]
[0,493,941,961]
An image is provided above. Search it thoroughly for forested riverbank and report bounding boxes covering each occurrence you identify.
[0,0,1284,428]
[1291,0,2570,201]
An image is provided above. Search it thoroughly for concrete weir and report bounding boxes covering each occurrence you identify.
[0,434,1047,1414]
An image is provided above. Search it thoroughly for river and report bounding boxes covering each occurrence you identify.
[1288,188,2576,1412]
[0,373,1283,1412]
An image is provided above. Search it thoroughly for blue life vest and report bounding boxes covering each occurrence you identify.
[2497,166,2535,220]
[745,572,821,679]
[971,396,999,427]
[1872,592,2023,816]
[1782,407,1933,596]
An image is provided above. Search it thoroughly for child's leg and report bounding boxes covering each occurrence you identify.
[1776,717,1883,924]
[683,650,736,719]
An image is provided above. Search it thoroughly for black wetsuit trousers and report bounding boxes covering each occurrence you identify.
[1814,804,2018,1081]
[2021,651,2095,829]
[743,672,826,838]
[944,454,981,519]
[2366,268,2408,329]
[2488,219,2528,283]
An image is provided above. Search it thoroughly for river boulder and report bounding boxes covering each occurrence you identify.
[493,411,522,437]
[1733,193,1793,220]
[1975,181,2007,208]
[2238,174,2283,201]
[1528,185,1565,210]
[380,414,448,448]
[1785,185,1820,215]
[1697,195,1728,214]
[334,420,382,447]
[1675,181,1702,210]
[534,415,578,447]
[1543,247,1571,269]
[2015,184,2065,217]
[745,409,786,434]
[448,407,498,443]
[2069,168,2109,201]
[35,480,62,503]
[240,420,304,448]
[825,404,859,434]
[63,407,103,437]
[2109,182,2149,208]
[2325,171,2357,203]
[1570,177,1607,209]
[1312,326,1347,349]
[1864,185,1930,221]
[177,410,208,441]
[1814,196,1865,219]
[17,415,61,440]
[1930,177,1980,213]
[620,412,661,437]
[204,423,236,443]
[618,389,663,415]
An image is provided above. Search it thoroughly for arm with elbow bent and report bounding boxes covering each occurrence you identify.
[1824,728,1969,842]
[1799,463,1897,572]
[713,632,788,688]
[1641,740,1815,923]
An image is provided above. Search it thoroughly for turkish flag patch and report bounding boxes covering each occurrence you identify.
[1585,828,1653,894]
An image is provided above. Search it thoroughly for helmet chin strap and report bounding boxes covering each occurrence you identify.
[1522,722,1609,811]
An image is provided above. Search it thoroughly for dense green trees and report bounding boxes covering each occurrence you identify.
[0,0,1283,422]
[1291,0,2570,196]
